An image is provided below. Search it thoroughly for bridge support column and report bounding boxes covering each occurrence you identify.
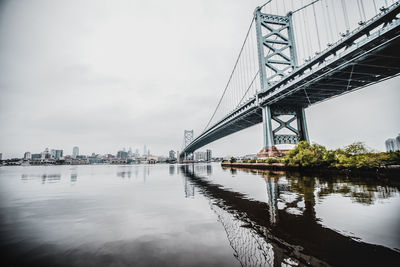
[258,105,310,157]
[296,107,310,143]
[259,105,281,157]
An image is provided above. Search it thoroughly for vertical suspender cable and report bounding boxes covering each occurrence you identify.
[312,2,321,51]
[360,0,366,21]
[330,0,339,38]
[321,0,330,45]
[283,0,287,13]
[357,0,363,22]
[373,0,378,13]
[341,0,350,33]
[325,0,334,43]
[299,4,307,61]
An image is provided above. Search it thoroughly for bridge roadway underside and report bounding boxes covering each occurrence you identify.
[182,7,400,156]
[260,26,400,107]
[182,106,263,155]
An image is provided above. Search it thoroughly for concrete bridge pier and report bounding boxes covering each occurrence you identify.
[258,105,309,157]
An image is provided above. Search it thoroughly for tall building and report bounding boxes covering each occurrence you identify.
[55,150,63,159]
[169,150,176,160]
[128,147,133,157]
[206,149,212,162]
[143,145,147,157]
[24,152,31,160]
[42,148,50,159]
[117,151,128,159]
[385,138,396,152]
[135,149,140,157]
[72,146,79,158]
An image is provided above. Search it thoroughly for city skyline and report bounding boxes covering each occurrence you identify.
[0,0,399,158]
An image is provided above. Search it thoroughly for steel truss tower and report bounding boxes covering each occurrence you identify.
[183,130,194,160]
[255,7,309,156]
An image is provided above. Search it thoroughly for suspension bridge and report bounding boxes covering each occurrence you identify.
[180,0,400,159]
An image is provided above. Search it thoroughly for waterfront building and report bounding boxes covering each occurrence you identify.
[146,155,158,164]
[72,146,79,158]
[206,149,212,162]
[194,151,207,162]
[41,148,51,159]
[24,152,31,160]
[31,154,41,160]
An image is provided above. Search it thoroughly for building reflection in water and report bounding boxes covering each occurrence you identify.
[70,173,77,183]
[21,174,61,184]
[169,164,175,176]
[181,165,400,266]
[117,167,132,179]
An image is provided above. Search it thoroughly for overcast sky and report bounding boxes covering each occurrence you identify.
[0,0,399,158]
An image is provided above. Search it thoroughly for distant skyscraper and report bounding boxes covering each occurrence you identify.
[206,149,212,162]
[117,151,128,159]
[143,145,147,157]
[169,150,176,160]
[128,147,133,157]
[72,146,79,158]
[55,150,63,159]
[135,149,140,157]
[385,138,396,152]
[24,152,31,160]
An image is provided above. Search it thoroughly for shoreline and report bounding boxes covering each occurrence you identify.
[221,162,400,178]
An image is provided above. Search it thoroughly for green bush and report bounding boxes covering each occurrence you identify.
[250,159,257,163]
[265,158,280,164]
[284,141,396,169]
[230,157,237,163]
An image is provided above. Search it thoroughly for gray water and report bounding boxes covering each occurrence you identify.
[0,164,399,266]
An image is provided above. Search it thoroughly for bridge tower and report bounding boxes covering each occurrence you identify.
[183,130,194,160]
[254,7,309,157]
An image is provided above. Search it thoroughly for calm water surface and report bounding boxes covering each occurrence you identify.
[0,164,399,266]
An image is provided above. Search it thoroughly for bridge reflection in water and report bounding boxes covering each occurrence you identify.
[180,165,400,266]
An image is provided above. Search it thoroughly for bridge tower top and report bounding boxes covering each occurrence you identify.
[183,130,194,148]
[254,7,298,92]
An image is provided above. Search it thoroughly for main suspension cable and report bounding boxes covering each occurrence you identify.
[203,18,255,132]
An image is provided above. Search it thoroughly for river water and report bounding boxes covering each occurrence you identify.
[0,164,399,266]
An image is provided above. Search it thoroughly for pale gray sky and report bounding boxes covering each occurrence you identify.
[0,0,399,158]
